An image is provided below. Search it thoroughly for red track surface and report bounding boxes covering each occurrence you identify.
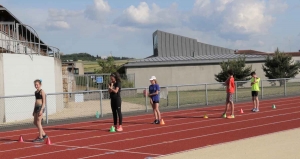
[1,96,300,159]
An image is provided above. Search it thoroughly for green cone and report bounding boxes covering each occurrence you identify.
[109,126,116,132]
[96,111,100,118]
[272,104,276,109]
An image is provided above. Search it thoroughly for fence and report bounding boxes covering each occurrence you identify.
[73,74,135,91]
[1,77,300,128]
[0,22,60,58]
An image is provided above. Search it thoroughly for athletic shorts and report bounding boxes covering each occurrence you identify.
[252,91,259,97]
[34,105,45,114]
[226,93,233,103]
[152,100,159,104]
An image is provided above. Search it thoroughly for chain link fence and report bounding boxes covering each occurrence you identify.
[74,74,135,91]
[1,77,300,128]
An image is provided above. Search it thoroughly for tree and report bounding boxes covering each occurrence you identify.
[95,56,120,73]
[262,48,300,86]
[73,56,78,61]
[215,56,254,87]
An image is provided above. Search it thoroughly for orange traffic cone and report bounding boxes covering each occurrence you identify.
[18,135,24,142]
[240,109,244,114]
[160,119,165,125]
[45,138,52,145]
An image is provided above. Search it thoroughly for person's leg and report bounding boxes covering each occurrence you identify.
[152,101,158,123]
[33,112,44,142]
[255,94,259,112]
[223,93,229,117]
[37,114,45,138]
[227,94,235,118]
[33,112,37,127]
[154,103,161,120]
[116,98,123,131]
[111,100,118,127]
[230,102,234,116]
[252,91,256,111]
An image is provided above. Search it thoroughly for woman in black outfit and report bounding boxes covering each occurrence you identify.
[108,72,123,132]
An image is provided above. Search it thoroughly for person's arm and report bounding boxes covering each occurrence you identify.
[109,83,119,94]
[251,77,259,84]
[108,84,112,93]
[33,92,35,116]
[149,85,160,96]
[39,90,46,116]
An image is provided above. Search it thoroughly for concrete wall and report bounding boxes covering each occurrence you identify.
[54,58,64,112]
[1,54,62,122]
[153,30,235,57]
[0,54,5,123]
[74,62,84,75]
[126,62,266,89]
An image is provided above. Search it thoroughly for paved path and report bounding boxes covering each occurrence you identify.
[158,128,300,159]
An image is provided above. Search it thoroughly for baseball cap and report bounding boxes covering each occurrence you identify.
[149,76,156,81]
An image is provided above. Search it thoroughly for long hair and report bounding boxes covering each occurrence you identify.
[111,72,121,82]
[153,79,158,84]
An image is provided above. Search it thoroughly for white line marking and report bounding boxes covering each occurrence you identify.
[74,109,300,148]
[155,127,300,158]
[1,101,298,153]
[0,96,295,137]
[124,118,300,151]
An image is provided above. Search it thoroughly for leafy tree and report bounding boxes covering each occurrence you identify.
[95,56,120,73]
[73,56,78,61]
[262,48,300,86]
[215,56,254,87]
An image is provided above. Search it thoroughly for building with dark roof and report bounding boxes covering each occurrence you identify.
[123,30,268,88]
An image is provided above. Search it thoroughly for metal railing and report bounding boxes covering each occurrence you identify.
[0,77,300,128]
[0,22,60,58]
[0,38,60,58]
[73,74,135,91]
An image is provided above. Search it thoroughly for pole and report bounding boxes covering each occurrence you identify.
[205,84,208,105]
[100,91,103,117]
[177,86,180,109]
[235,82,238,102]
[261,80,263,99]
[145,88,148,112]
[45,94,48,124]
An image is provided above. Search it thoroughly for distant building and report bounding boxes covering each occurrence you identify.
[123,30,266,88]
[62,62,84,75]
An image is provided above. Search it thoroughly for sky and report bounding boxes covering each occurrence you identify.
[0,0,299,58]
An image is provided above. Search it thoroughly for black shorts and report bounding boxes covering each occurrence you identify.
[152,100,159,104]
[34,105,45,114]
[252,91,259,97]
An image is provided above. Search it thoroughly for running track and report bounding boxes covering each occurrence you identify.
[0,96,300,159]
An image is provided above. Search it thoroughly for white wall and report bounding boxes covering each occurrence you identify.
[126,62,266,89]
[2,54,58,122]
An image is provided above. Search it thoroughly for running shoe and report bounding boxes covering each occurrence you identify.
[116,126,123,132]
[252,108,256,112]
[227,115,235,119]
[254,109,259,112]
[33,137,44,143]
[155,120,160,124]
[43,134,48,139]
[152,119,158,124]
[222,113,227,118]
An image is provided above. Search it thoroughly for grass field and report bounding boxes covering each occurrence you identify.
[80,60,129,72]
[121,82,300,109]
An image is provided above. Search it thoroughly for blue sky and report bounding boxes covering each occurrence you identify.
[1,0,299,58]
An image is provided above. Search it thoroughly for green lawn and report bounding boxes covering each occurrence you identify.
[79,60,129,72]
[121,82,300,109]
